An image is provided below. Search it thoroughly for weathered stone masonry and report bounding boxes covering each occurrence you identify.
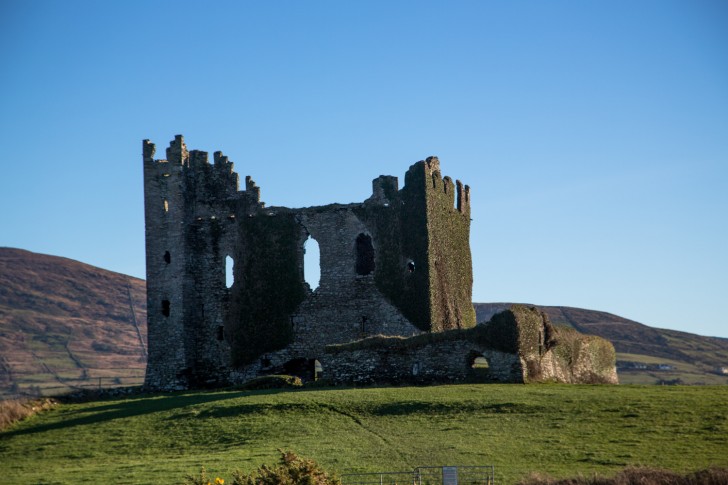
[143,135,477,390]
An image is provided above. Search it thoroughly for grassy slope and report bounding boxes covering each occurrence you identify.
[1,385,727,485]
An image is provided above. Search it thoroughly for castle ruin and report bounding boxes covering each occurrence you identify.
[143,135,478,389]
[143,135,617,390]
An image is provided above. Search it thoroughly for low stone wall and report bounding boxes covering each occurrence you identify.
[324,338,522,385]
[321,306,618,386]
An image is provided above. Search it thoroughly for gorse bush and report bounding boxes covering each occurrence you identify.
[186,451,340,485]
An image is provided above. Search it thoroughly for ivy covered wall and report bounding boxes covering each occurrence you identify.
[227,210,307,366]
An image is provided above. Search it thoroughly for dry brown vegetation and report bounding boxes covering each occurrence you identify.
[518,467,728,485]
[0,397,56,430]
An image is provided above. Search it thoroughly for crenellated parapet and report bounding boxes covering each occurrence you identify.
[456,180,470,216]
[245,176,261,203]
[165,134,188,166]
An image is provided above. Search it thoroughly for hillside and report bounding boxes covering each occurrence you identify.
[1,385,727,484]
[0,248,147,397]
[475,303,728,385]
[2,248,726,397]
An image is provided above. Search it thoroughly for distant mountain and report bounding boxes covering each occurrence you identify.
[1,248,725,397]
[475,303,728,385]
[0,248,147,397]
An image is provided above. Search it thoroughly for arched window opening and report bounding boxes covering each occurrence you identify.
[225,255,234,289]
[161,300,170,317]
[163,251,171,264]
[407,260,416,273]
[303,236,321,291]
[355,233,375,275]
[282,357,320,382]
[216,325,224,341]
[471,356,489,369]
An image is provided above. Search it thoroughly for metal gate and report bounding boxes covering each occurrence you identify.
[341,466,495,485]
[415,466,494,485]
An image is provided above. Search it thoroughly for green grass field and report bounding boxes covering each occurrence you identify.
[1,384,727,484]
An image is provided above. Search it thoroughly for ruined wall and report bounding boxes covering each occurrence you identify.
[143,136,475,390]
[354,159,476,333]
[324,333,522,385]
[322,307,618,385]
[144,136,261,389]
[403,157,476,331]
[226,209,307,367]
[539,327,619,384]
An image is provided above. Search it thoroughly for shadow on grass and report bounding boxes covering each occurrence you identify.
[0,387,317,438]
[368,401,545,416]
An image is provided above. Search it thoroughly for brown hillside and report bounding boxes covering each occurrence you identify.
[0,248,147,397]
[1,248,725,395]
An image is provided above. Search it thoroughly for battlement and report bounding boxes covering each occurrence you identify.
[403,156,470,216]
[142,139,156,162]
[165,134,188,165]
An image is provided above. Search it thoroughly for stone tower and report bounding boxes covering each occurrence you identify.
[143,136,475,390]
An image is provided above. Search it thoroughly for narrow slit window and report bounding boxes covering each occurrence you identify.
[164,251,171,264]
[163,199,169,213]
[225,255,234,289]
[161,300,170,317]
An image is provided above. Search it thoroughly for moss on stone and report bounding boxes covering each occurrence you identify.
[228,211,307,366]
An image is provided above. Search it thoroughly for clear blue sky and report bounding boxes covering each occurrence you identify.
[1,1,726,337]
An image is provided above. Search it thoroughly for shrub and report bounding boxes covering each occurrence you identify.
[231,450,340,485]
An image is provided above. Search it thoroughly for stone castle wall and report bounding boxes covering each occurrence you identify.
[143,135,475,390]
[321,306,618,385]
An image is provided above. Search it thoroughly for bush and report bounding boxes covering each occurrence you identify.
[185,451,340,485]
[231,450,340,485]
[234,375,303,391]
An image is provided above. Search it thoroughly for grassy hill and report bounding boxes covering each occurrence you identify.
[474,303,728,385]
[0,248,147,397]
[1,384,727,484]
